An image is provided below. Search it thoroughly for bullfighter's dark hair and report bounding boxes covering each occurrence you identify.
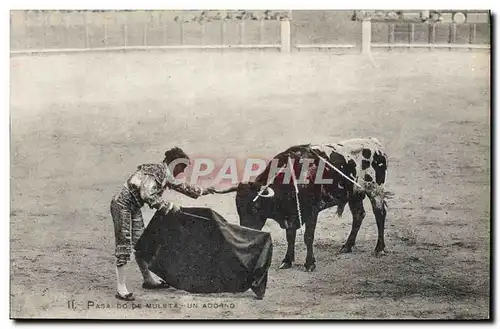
[163,146,190,163]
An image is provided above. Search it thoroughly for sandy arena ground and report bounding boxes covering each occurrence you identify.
[10,50,490,319]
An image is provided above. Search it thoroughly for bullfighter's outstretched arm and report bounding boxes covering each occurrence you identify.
[165,179,205,199]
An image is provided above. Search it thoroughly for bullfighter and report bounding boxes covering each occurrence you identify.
[110,146,214,301]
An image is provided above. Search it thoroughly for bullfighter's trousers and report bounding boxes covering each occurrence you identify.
[110,187,145,266]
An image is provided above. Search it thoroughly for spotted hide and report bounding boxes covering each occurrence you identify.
[214,138,392,272]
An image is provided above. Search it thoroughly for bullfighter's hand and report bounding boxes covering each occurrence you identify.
[203,187,216,195]
[169,204,181,214]
[159,203,180,216]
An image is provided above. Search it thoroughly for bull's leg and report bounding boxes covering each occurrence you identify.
[304,216,318,272]
[279,229,296,269]
[340,197,366,253]
[368,196,387,256]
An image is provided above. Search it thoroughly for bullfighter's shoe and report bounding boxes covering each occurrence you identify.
[115,292,135,301]
[142,280,170,290]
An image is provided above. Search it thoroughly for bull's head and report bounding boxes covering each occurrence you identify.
[236,182,276,230]
[213,182,276,230]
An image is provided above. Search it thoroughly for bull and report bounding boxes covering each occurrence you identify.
[215,138,393,272]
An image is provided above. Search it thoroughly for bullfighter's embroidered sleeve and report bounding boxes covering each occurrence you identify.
[165,180,204,199]
[140,176,171,210]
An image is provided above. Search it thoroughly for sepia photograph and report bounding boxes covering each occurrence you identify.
[9,7,491,320]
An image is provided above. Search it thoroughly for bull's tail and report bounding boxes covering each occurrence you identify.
[212,184,240,194]
[382,189,395,209]
[383,190,395,199]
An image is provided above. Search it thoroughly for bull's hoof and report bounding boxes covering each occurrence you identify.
[304,263,316,272]
[373,249,387,257]
[279,261,293,269]
[339,245,353,253]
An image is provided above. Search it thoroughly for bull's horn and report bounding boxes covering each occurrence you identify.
[258,186,275,198]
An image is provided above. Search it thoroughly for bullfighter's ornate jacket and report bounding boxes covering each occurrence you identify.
[123,162,204,211]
